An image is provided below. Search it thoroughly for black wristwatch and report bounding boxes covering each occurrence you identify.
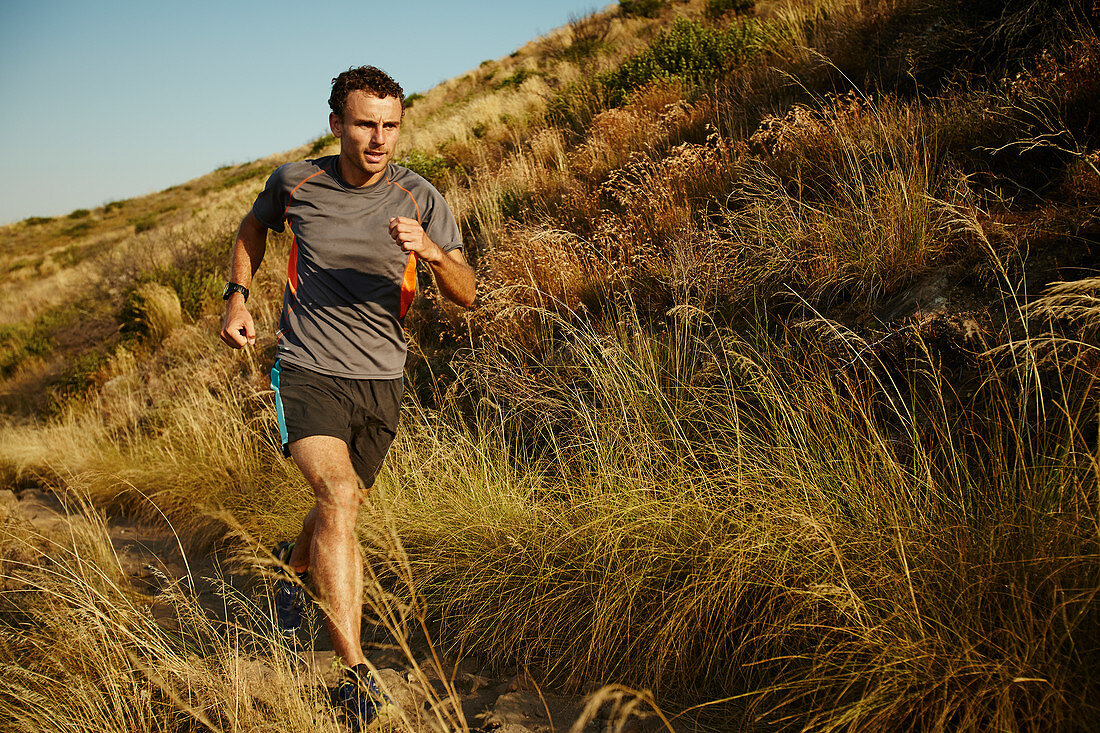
[222,282,249,302]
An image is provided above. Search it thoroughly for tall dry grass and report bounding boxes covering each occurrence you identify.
[0,493,338,732]
[379,292,1100,730]
[721,91,973,305]
[1,487,647,733]
[4,280,1097,730]
[1,0,1097,729]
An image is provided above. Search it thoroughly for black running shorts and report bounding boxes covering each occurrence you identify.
[270,360,402,488]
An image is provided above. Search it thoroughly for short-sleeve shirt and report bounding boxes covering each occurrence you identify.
[250,156,462,379]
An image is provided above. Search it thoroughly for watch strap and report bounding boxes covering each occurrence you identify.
[222,282,249,301]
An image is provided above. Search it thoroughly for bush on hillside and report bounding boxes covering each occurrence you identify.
[216,164,272,191]
[602,18,759,105]
[706,0,753,19]
[0,323,52,379]
[398,150,451,188]
[618,0,663,19]
[61,221,92,238]
[494,68,534,91]
[129,214,157,233]
[558,12,614,63]
[836,0,1100,92]
[309,134,335,156]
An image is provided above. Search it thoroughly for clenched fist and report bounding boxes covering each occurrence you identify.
[388,217,443,262]
[220,298,255,348]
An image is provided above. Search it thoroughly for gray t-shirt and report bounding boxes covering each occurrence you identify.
[251,156,462,379]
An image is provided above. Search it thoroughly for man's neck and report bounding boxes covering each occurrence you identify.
[336,155,385,188]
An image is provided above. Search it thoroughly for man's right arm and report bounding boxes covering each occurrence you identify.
[219,212,269,348]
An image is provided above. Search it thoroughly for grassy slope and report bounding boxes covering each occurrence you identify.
[2,0,1100,729]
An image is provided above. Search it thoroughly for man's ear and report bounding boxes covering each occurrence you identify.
[329,111,342,138]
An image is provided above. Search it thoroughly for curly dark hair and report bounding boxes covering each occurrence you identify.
[329,66,405,119]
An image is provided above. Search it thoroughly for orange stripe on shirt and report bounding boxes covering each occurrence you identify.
[287,237,299,295]
[284,168,326,217]
[387,179,422,224]
[388,178,421,319]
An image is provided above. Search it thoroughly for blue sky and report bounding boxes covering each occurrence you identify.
[0,0,607,224]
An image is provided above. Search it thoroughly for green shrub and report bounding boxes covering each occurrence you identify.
[404,92,424,108]
[67,209,90,219]
[55,237,114,269]
[0,323,53,378]
[23,216,53,226]
[103,200,126,214]
[129,214,157,234]
[397,150,451,187]
[57,243,84,268]
[706,0,753,18]
[546,76,609,139]
[494,68,533,90]
[309,134,335,156]
[559,13,613,63]
[602,17,759,105]
[5,257,33,274]
[561,37,607,63]
[124,232,228,321]
[0,305,85,379]
[217,164,272,191]
[619,0,662,18]
[53,348,111,397]
[172,269,221,320]
[136,264,220,323]
[471,121,488,139]
[61,221,93,237]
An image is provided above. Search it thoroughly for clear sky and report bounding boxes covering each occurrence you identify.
[0,0,607,224]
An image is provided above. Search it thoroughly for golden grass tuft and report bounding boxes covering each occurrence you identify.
[130,283,183,344]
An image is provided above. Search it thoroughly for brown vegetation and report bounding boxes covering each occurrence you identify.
[2,0,1099,729]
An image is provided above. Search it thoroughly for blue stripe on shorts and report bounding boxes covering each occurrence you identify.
[270,359,290,457]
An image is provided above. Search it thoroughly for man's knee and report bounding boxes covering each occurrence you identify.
[315,484,361,519]
[310,476,361,538]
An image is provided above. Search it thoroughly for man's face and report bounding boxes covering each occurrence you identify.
[329,91,403,186]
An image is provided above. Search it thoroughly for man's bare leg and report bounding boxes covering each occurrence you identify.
[288,435,367,668]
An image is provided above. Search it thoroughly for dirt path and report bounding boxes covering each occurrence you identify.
[1,486,665,733]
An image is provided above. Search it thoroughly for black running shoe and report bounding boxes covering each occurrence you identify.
[271,541,306,637]
[337,664,393,731]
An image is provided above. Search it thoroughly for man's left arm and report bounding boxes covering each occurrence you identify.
[389,216,475,308]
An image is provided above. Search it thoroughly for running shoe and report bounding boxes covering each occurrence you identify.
[271,540,307,637]
[336,664,393,731]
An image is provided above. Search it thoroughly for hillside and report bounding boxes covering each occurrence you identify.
[2,0,1099,730]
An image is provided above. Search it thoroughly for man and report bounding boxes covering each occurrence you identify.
[219,65,475,730]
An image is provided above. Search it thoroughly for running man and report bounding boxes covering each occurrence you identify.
[219,66,475,730]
